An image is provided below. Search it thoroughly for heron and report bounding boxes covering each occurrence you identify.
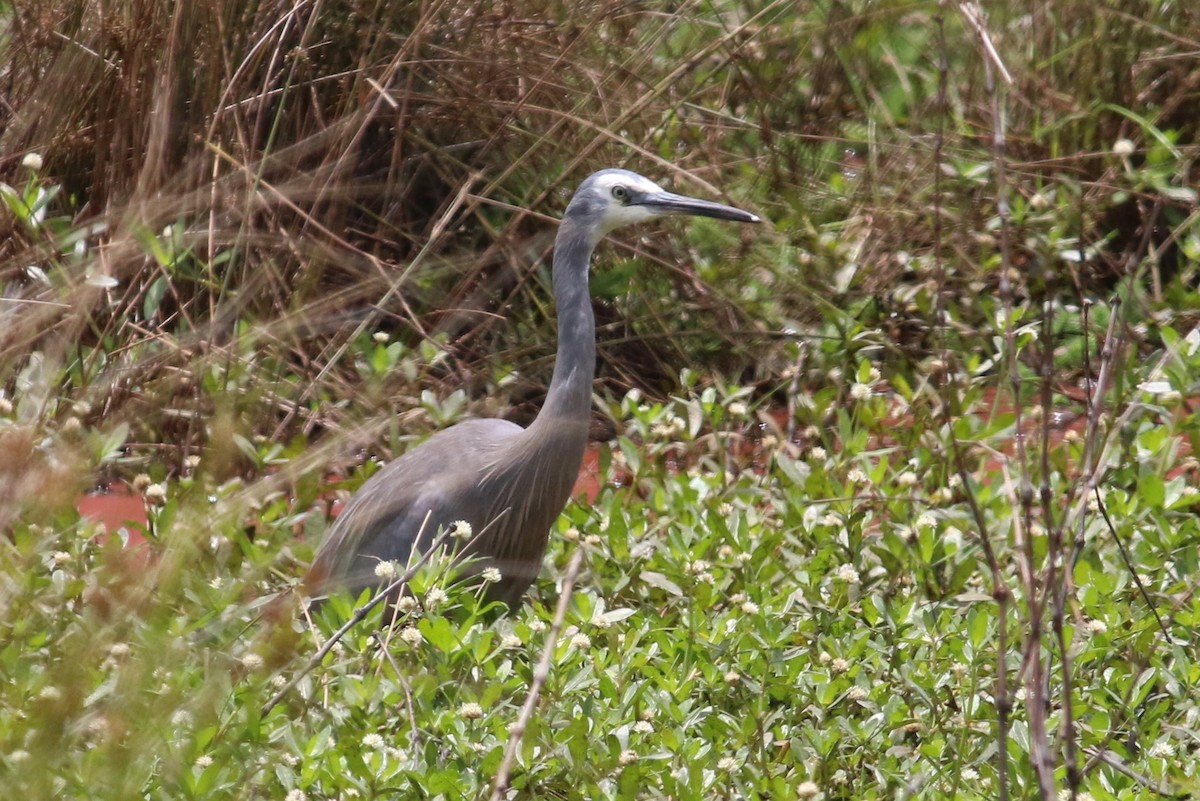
[307,168,759,609]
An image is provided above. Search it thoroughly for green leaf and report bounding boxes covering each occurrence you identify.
[1139,474,1165,508]
[143,275,169,320]
[639,571,682,596]
[95,422,130,462]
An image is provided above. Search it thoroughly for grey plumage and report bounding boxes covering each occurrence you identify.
[307,168,758,608]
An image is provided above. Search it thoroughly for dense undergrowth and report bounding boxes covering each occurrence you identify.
[2,0,1199,799]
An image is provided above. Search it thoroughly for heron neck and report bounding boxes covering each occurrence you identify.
[534,217,598,428]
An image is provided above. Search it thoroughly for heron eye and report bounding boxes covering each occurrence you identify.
[611,185,629,202]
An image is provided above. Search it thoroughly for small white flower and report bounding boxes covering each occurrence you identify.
[1147,741,1175,759]
[618,749,638,766]
[52,551,71,566]
[740,600,759,615]
[797,780,820,798]
[374,561,396,579]
[570,633,592,649]
[723,670,741,684]
[896,471,918,487]
[501,633,522,648]
[285,790,307,801]
[21,152,44,171]
[809,446,827,461]
[717,756,738,771]
[1112,138,1136,157]
[961,767,979,780]
[830,658,850,674]
[460,702,484,719]
[481,567,502,583]
[209,576,223,589]
[108,643,131,658]
[849,382,871,401]
[240,653,264,670]
[451,520,472,539]
[529,620,547,633]
[846,467,868,484]
[400,626,422,645]
[425,587,448,607]
[362,733,385,750]
[835,564,860,584]
[372,331,389,343]
[846,686,868,701]
[9,749,30,763]
[145,483,168,502]
[395,596,417,613]
[171,709,193,727]
[1083,618,1107,636]
[195,754,213,768]
[727,401,748,417]
[915,512,936,529]
[633,720,653,734]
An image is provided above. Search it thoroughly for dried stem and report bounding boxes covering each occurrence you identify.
[934,11,1009,799]
[961,2,1056,795]
[489,548,585,801]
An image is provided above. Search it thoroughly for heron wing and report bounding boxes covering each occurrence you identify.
[306,418,523,595]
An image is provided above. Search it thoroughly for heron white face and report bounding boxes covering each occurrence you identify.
[587,171,670,233]
[572,168,760,236]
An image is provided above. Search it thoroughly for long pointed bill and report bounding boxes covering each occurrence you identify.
[637,190,760,224]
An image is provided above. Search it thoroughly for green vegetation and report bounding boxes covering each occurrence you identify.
[1,1,1198,799]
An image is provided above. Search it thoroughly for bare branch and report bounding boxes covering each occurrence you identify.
[489,548,586,801]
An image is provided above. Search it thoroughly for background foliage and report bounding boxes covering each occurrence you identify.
[1,0,1198,799]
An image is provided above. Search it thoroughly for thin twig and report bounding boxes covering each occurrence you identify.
[963,2,1055,794]
[1085,748,1185,798]
[934,10,1012,798]
[489,549,585,801]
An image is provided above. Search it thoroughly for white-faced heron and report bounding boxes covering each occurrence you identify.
[307,168,759,608]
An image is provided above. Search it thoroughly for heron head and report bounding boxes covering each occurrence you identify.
[567,168,759,236]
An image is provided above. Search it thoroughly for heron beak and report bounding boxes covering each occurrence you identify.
[636,190,760,224]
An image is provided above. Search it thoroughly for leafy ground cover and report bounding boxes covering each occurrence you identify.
[2,1,1199,799]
